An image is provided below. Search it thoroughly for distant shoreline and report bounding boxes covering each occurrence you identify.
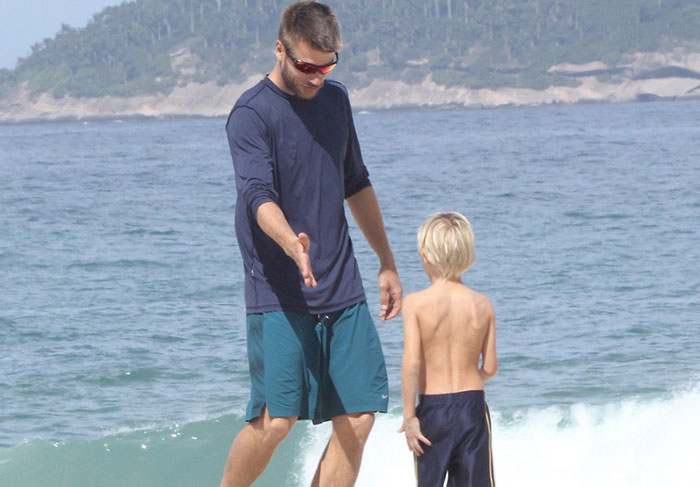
[1,73,700,125]
[2,96,699,126]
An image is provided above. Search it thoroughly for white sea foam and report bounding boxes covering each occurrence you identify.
[295,386,700,486]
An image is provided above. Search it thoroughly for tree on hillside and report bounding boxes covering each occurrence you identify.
[5,0,699,98]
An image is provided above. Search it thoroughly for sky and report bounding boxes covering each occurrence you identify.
[0,0,124,70]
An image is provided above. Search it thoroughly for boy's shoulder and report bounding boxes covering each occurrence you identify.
[462,286,495,316]
[465,286,493,305]
[402,289,434,321]
[403,288,432,308]
[404,284,494,315]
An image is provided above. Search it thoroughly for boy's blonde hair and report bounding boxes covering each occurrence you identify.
[417,212,476,279]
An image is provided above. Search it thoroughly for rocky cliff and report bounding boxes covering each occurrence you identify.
[2,48,700,123]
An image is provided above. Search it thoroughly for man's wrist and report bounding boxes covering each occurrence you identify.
[377,252,396,271]
[280,233,300,257]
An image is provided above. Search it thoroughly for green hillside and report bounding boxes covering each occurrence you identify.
[2,0,700,99]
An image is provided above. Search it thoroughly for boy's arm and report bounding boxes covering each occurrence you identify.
[399,296,431,454]
[479,300,498,382]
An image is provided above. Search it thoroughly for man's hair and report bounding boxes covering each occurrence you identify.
[279,1,341,52]
[417,212,476,280]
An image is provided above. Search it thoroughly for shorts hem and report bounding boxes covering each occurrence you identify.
[246,404,303,422]
[311,402,389,425]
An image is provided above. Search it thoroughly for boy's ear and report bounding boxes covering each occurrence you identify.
[420,247,431,263]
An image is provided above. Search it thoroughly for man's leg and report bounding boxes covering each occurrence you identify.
[310,412,375,487]
[220,407,297,487]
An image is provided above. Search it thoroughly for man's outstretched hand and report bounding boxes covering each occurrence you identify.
[290,232,317,288]
[257,202,317,288]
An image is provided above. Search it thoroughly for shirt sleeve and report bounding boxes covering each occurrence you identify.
[226,106,279,216]
[342,95,372,199]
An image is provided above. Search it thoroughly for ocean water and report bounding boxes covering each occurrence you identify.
[1,99,699,487]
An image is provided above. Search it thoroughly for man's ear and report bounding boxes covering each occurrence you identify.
[274,40,285,62]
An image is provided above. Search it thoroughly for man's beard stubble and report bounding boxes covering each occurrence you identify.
[280,62,322,100]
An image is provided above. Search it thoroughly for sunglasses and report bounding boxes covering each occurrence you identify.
[284,45,339,75]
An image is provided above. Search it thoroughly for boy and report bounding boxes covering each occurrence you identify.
[400,212,498,487]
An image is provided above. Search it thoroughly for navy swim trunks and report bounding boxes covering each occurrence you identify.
[244,301,389,424]
[415,390,495,487]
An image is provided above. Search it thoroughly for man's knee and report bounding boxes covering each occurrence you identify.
[350,412,375,440]
[262,416,297,445]
[334,412,375,444]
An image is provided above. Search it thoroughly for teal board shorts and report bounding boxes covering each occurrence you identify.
[245,301,389,424]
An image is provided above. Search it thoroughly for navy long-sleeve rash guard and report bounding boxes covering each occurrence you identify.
[226,77,370,314]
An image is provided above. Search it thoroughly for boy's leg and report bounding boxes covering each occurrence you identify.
[446,397,495,487]
[220,407,297,487]
[415,401,450,487]
[310,412,375,487]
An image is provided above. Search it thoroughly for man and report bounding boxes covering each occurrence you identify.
[222,2,402,486]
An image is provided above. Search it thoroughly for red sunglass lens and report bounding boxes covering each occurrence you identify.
[292,60,336,75]
[296,63,317,74]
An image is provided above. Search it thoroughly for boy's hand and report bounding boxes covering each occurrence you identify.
[398,417,431,455]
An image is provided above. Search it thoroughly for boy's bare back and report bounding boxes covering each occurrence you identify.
[403,280,496,395]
